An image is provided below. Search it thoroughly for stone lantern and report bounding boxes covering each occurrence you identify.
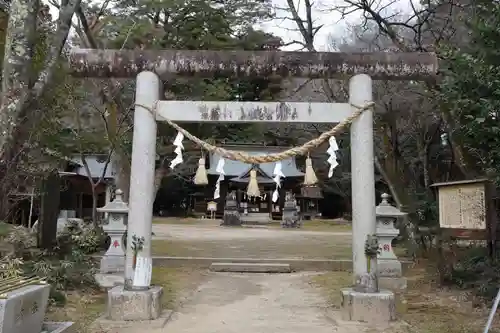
[282,191,301,228]
[97,189,128,274]
[375,193,407,289]
[221,191,241,226]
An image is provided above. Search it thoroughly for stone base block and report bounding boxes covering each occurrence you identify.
[340,288,396,325]
[93,310,173,330]
[379,276,407,290]
[378,260,403,277]
[100,255,125,274]
[41,321,74,333]
[209,262,292,273]
[95,273,125,289]
[107,285,163,321]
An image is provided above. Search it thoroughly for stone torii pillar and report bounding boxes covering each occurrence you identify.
[349,74,375,283]
[125,71,161,288]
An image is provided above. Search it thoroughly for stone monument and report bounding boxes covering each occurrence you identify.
[376,193,407,290]
[281,192,301,228]
[95,189,128,288]
[221,191,241,226]
[0,274,73,333]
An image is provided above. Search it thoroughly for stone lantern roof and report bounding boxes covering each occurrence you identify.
[375,193,406,218]
[97,189,129,214]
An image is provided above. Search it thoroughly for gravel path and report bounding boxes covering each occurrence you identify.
[125,272,368,333]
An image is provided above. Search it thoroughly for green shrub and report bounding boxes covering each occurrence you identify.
[446,246,499,301]
[0,221,103,304]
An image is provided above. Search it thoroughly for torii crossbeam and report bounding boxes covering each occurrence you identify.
[69,49,438,80]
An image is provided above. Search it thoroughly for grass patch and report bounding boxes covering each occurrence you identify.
[0,221,12,238]
[46,290,106,333]
[46,267,204,332]
[152,237,353,259]
[151,266,198,309]
[311,261,496,333]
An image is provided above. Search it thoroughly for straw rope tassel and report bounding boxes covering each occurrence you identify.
[303,155,318,185]
[193,156,208,185]
[247,169,260,197]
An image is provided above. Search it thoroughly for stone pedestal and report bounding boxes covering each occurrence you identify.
[340,288,396,325]
[107,285,163,321]
[376,193,407,290]
[221,192,241,226]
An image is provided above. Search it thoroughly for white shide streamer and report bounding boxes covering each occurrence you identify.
[272,161,284,203]
[214,158,225,199]
[170,132,184,169]
[327,136,340,178]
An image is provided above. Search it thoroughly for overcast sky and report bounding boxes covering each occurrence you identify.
[48,0,411,50]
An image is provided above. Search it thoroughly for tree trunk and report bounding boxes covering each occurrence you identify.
[112,150,131,202]
[0,0,38,157]
[153,165,167,201]
[91,186,98,225]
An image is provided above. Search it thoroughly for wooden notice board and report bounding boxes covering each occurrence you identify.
[431,179,496,242]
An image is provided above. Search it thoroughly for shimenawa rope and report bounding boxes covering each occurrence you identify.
[135,101,375,164]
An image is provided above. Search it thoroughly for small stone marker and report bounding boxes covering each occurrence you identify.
[0,280,73,333]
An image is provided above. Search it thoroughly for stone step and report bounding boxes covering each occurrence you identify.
[240,213,272,224]
[209,262,292,273]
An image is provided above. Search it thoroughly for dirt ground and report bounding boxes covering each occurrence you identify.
[151,220,355,259]
[47,220,497,333]
[120,271,392,333]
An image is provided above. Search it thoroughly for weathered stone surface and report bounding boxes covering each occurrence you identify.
[378,277,408,290]
[378,259,403,278]
[282,196,301,228]
[0,284,50,333]
[69,49,438,80]
[41,321,74,333]
[221,211,241,226]
[107,286,163,321]
[353,272,378,293]
[209,262,292,273]
[340,288,396,325]
[95,273,125,289]
[92,310,172,330]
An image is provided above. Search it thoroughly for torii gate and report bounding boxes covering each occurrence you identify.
[69,50,437,321]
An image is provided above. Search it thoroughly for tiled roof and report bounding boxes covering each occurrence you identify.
[70,155,115,179]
